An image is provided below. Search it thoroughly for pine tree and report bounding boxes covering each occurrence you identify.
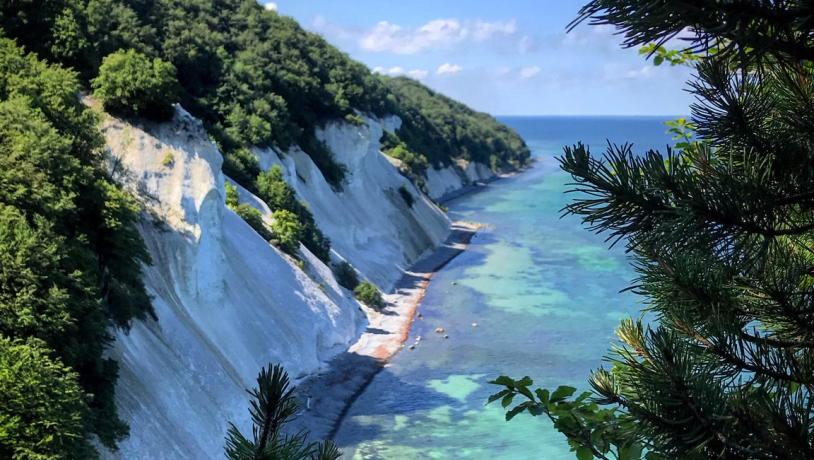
[490,2,814,459]
[225,364,341,460]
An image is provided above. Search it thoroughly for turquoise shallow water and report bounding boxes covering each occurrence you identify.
[335,117,677,459]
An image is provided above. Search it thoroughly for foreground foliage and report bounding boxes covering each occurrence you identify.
[225,364,341,460]
[491,1,814,459]
[0,38,152,457]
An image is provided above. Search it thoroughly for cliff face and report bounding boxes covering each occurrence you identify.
[100,107,456,458]
[254,115,450,290]
[424,160,497,201]
[100,107,366,459]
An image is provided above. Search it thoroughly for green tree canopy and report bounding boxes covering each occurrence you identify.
[0,37,152,456]
[0,0,530,189]
[384,76,531,171]
[0,336,93,460]
[92,49,179,120]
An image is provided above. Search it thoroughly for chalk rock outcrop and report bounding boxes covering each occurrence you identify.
[424,159,497,201]
[101,107,365,459]
[254,115,451,290]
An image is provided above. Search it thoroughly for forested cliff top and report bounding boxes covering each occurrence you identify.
[1,0,530,188]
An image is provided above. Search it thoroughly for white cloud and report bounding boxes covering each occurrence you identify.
[624,65,655,80]
[360,18,518,55]
[601,63,663,82]
[471,19,517,41]
[372,66,429,80]
[518,35,537,54]
[407,69,430,79]
[436,63,463,76]
[496,66,513,77]
[373,66,404,76]
[263,2,277,12]
[561,23,619,50]
[519,66,541,79]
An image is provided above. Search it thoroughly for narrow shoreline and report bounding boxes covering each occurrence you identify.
[290,166,531,442]
[290,221,480,441]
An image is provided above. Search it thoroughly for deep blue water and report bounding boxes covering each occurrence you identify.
[334,116,678,459]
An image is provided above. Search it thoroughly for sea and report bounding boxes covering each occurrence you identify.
[334,116,680,459]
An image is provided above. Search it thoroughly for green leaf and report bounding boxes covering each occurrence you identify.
[516,385,535,401]
[487,389,511,404]
[516,376,533,387]
[489,376,515,388]
[653,55,664,66]
[505,404,527,421]
[501,393,515,408]
[576,446,594,460]
[550,386,577,403]
[535,388,550,405]
[528,404,544,416]
[574,391,592,403]
[619,443,644,460]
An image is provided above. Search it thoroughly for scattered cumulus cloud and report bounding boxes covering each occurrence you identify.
[518,35,538,54]
[436,63,463,76]
[519,66,542,79]
[407,69,430,79]
[471,19,517,41]
[312,15,357,41]
[601,62,663,82]
[263,2,277,12]
[561,23,619,50]
[373,66,404,76]
[624,65,655,80]
[372,66,429,80]
[360,18,518,55]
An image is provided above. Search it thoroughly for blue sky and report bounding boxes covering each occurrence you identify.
[264,1,693,116]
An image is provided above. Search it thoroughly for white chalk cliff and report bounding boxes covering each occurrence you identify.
[424,159,497,201]
[253,115,450,290]
[100,106,470,458]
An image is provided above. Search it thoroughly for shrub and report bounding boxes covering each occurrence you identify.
[299,135,346,189]
[386,142,428,174]
[398,185,414,208]
[333,261,359,290]
[161,151,174,167]
[234,204,273,241]
[222,148,262,190]
[257,166,331,262]
[354,281,384,310]
[92,49,179,121]
[270,209,303,255]
[224,182,240,209]
[257,166,297,211]
[344,113,366,126]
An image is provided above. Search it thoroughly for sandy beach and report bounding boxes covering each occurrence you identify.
[290,220,481,441]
